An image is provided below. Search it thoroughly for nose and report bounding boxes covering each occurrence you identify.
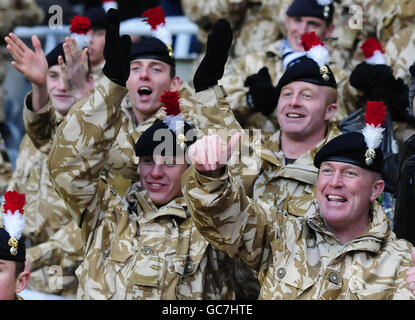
[288,92,301,108]
[328,171,344,187]
[57,76,67,91]
[150,164,164,178]
[139,67,150,80]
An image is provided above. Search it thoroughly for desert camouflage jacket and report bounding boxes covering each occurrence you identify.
[48,77,235,300]
[183,167,415,300]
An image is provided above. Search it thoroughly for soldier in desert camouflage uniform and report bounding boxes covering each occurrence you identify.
[184,121,415,299]
[0,0,44,196]
[4,37,93,297]
[46,13,239,298]
[219,0,355,136]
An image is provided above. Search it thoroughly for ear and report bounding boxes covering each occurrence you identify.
[325,23,335,38]
[169,75,181,91]
[369,179,385,202]
[15,270,30,293]
[324,103,337,121]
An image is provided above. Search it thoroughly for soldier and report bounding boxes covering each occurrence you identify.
[85,5,107,87]
[47,33,235,298]
[0,190,30,300]
[219,0,354,135]
[183,104,415,299]
[4,36,92,297]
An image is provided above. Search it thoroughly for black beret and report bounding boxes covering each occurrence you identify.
[85,6,106,30]
[275,55,337,100]
[130,36,175,67]
[350,62,394,93]
[0,228,26,263]
[134,119,197,158]
[287,0,335,24]
[46,43,65,67]
[314,132,384,174]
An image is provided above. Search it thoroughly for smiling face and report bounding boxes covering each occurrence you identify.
[277,81,337,141]
[138,155,188,207]
[47,65,76,116]
[317,161,384,242]
[126,58,181,124]
[285,16,333,51]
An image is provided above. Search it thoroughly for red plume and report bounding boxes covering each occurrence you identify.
[301,32,325,51]
[142,6,166,30]
[3,191,26,215]
[159,91,181,116]
[69,16,92,34]
[361,38,385,59]
[364,101,387,127]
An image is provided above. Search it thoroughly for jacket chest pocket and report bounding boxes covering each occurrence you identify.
[263,239,316,299]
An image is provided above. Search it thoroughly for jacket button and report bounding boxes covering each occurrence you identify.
[185,260,194,274]
[277,267,286,279]
[328,272,340,284]
[103,248,110,258]
[141,247,153,255]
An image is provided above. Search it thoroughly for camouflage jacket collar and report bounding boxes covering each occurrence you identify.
[260,122,341,184]
[306,200,390,255]
[129,106,166,143]
[127,186,189,222]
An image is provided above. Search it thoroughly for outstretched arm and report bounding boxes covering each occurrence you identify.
[48,8,131,237]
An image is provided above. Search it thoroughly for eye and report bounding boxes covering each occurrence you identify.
[320,167,333,175]
[141,157,154,165]
[282,90,292,97]
[344,170,358,177]
[302,92,312,99]
[151,67,162,73]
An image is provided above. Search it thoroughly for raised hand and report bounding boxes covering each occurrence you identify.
[244,66,278,116]
[188,132,241,174]
[5,33,48,86]
[102,8,131,87]
[59,37,91,100]
[193,19,233,92]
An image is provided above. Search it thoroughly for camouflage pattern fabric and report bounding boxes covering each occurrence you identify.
[180,0,283,59]
[7,133,82,297]
[182,167,415,300]
[47,77,236,299]
[377,0,415,43]
[385,24,415,86]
